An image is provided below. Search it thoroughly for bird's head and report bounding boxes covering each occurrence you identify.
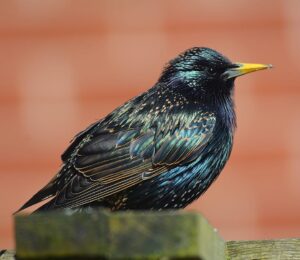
[159,47,272,101]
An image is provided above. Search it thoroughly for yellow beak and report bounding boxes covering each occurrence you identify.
[223,63,272,80]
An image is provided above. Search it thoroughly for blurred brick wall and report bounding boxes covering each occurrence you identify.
[1,0,300,249]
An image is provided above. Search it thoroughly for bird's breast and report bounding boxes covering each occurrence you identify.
[117,126,233,210]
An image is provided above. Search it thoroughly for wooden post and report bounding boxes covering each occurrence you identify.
[15,209,225,259]
[5,209,299,259]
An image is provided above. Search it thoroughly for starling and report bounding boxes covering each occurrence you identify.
[17,47,271,212]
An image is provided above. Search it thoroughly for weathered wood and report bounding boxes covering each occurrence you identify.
[226,238,300,260]
[15,210,109,259]
[15,209,225,259]
[0,250,15,260]
[14,209,300,259]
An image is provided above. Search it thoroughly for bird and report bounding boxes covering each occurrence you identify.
[17,47,272,213]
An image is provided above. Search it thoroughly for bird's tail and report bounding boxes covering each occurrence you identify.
[32,198,57,213]
[14,181,57,214]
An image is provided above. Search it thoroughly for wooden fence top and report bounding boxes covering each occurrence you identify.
[1,209,298,259]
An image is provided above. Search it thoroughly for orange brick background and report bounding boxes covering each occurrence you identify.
[1,0,300,249]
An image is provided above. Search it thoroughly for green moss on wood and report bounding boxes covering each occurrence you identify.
[15,210,225,259]
[13,210,300,259]
[15,210,109,258]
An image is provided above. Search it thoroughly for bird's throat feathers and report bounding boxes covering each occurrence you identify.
[216,92,236,133]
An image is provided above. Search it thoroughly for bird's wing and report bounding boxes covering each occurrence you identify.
[48,113,216,209]
[18,112,216,211]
